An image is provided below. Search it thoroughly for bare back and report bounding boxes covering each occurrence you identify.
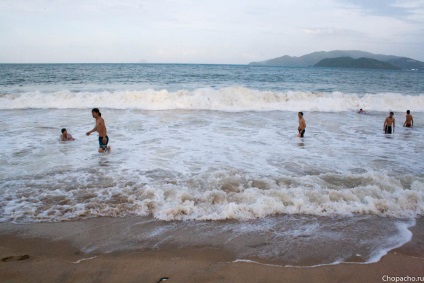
[405,114,413,125]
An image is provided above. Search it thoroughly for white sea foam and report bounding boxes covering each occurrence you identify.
[0,108,423,223]
[365,220,414,263]
[1,168,423,223]
[1,87,423,112]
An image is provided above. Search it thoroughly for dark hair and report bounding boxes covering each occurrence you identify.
[61,128,66,133]
[298,112,303,116]
[92,108,101,116]
[390,112,394,115]
[407,110,410,114]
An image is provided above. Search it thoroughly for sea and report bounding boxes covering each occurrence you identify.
[0,63,423,266]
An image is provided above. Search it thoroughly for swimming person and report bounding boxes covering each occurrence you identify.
[384,112,395,134]
[297,112,306,137]
[60,128,75,141]
[86,108,110,153]
[358,108,366,114]
[403,110,414,127]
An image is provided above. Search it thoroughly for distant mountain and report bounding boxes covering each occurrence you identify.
[249,50,424,70]
[385,57,424,70]
[315,57,399,70]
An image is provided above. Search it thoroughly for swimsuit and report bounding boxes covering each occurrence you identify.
[98,136,109,150]
[405,123,411,128]
[385,126,392,134]
[298,128,305,137]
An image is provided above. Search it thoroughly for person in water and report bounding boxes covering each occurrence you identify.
[383,112,395,134]
[86,108,110,153]
[60,128,75,141]
[297,112,306,137]
[403,110,414,128]
[358,108,366,114]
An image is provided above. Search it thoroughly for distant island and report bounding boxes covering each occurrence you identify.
[249,50,424,70]
[314,57,399,70]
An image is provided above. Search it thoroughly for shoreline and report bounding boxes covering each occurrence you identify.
[1,217,423,283]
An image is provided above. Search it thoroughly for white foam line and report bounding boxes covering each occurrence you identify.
[224,235,240,245]
[232,259,282,267]
[152,236,173,249]
[232,259,343,268]
[232,258,396,269]
[361,219,416,265]
[285,260,345,268]
[70,256,97,264]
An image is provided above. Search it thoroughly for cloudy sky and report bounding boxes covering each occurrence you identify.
[1,0,423,64]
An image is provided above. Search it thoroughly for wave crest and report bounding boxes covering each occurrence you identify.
[1,87,423,112]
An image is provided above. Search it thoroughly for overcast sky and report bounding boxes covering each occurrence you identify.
[1,0,423,64]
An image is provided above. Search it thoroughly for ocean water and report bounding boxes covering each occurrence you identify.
[0,64,423,266]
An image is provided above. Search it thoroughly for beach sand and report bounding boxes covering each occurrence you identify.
[1,218,423,283]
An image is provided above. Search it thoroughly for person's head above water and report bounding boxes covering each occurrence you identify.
[91,108,101,117]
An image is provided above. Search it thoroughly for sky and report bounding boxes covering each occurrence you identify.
[0,0,423,64]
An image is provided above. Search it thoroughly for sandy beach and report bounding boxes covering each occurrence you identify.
[0,217,423,283]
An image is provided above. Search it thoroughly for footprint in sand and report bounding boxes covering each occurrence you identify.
[1,255,31,262]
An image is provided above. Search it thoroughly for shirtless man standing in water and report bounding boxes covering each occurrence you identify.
[297,112,306,137]
[384,112,395,134]
[86,108,110,152]
[403,110,414,128]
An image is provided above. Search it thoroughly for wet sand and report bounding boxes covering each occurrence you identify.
[1,218,423,283]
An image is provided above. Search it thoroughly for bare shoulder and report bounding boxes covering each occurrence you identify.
[97,117,105,125]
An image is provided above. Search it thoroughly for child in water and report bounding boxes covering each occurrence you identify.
[60,128,75,141]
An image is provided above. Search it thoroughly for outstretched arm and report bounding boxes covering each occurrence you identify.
[86,126,97,136]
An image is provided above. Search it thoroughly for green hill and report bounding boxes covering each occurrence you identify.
[385,57,424,70]
[249,50,423,70]
[314,57,400,70]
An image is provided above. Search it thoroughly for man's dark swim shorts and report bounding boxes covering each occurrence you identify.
[98,136,109,150]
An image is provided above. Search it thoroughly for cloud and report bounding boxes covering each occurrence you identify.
[0,0,423,63]
[392,0,424,22]
[301,28,365,37]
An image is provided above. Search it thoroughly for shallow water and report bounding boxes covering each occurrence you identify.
[0,64,423,265]
[0,215,415,266]
[0,109,423,223]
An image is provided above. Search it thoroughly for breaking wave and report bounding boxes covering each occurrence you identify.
[1,87,423,112]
